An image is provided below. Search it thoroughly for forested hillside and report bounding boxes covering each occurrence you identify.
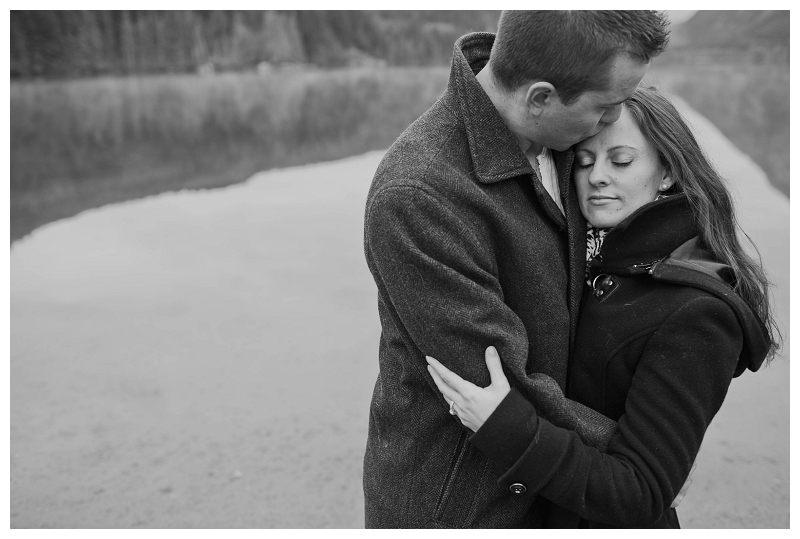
[659,10,789,64]
[10,10,500,78]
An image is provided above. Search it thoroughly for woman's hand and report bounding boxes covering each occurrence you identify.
[426,346,511,432]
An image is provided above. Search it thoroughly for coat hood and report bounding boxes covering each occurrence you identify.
[593,194,770,377]
[652,237,770,377]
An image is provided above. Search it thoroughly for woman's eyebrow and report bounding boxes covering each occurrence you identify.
[607,145,639,152]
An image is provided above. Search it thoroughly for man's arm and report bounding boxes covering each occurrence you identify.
[365,181,530,388]
[366,179,620,451]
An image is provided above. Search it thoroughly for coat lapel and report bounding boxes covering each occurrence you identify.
[555,149,586,371]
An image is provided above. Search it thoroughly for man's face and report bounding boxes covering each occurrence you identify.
[534,54,650,151]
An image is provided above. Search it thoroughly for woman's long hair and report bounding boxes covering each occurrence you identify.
[625,85,780,360]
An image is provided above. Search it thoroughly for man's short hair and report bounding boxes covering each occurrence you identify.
[491,11,669,105]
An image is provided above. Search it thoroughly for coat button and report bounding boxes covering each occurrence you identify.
[509,482,527,495]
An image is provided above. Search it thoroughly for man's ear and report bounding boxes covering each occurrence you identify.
[524,81,556,117]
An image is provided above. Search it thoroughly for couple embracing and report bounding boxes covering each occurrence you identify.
[363,10,778,529]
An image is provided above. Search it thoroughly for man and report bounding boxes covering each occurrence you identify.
[363,11,669,528]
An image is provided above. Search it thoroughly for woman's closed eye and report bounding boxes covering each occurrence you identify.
[575,160,631,169]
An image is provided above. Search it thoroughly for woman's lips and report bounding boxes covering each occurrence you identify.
[587,195,617,205]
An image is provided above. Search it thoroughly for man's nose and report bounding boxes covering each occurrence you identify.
[600,104,623,124]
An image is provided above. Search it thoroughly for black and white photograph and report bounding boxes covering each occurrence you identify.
[8,8,791,529]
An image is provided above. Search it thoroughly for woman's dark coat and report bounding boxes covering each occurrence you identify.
[471,194,770,528]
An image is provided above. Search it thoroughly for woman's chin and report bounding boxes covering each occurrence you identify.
[585,216,619,229]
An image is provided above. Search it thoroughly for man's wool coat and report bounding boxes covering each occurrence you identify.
[363,32,611,528]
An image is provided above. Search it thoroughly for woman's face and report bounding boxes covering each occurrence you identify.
[573,107,671,228]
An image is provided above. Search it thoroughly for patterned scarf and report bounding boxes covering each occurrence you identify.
[584,196,670,285]
[586,224,611,285]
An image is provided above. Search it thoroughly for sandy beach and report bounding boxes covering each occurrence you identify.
[10,98,789,528]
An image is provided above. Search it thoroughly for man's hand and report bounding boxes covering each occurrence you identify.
[426,346,511,432]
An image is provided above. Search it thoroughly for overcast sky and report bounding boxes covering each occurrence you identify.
[667,10,697,24]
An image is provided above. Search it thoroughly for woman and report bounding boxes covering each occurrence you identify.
[426,85,779,528]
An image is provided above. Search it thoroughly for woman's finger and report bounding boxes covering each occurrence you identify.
[484,346,509,389]
[427,365,461,405]
[425,356,473,393]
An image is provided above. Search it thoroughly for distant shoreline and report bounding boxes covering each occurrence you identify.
[10,61,788,243]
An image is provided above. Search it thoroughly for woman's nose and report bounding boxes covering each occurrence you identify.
[587,163,611,187]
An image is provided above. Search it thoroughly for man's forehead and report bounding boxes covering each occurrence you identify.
[597,56,650,99]
[591,73,648,106]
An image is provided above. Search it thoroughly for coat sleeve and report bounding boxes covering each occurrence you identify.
[471,294,743,527]
[364,181,530,388]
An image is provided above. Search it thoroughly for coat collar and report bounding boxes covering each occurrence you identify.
[448,33,534,185]
[594,194,697,272]
[594,193,770,375]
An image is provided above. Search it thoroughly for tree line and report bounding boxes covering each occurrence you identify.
[10,10,500,79]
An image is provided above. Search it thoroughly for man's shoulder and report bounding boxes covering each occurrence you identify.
[369,94,473,197]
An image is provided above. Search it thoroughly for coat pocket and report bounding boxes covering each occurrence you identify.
[432,430,487,527]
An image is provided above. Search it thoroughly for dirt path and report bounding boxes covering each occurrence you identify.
[663,97,789,528]
[10,99,789,528]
